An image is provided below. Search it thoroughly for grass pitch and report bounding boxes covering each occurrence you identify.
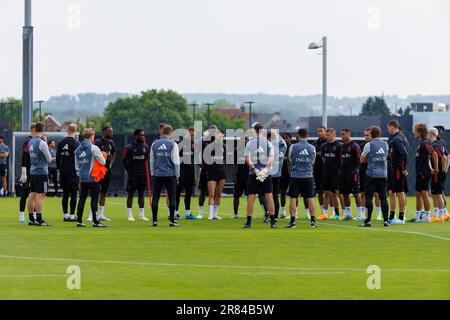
[0,196,448,300]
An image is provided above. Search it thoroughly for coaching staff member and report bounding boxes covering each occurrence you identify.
[360,126,390,227]
[286,128,317,229]
[243,123,276,229]
[28,122,52,226]
[75,129,107,228]
[150,125,180,227]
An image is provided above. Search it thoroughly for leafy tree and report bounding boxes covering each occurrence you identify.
[0,98,23,131]
[212,99,236,109]
[360,96,391,116]
[404,105,412,116]
[208,111,247,131]
[104,90,192,133]
[86,116,110,133]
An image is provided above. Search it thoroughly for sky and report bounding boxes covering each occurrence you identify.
[1,0,449,100]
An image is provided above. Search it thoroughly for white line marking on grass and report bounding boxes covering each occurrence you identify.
[321,222,450,241]
[238,272,347,276]
[0,255,449,273]
[0,274,66,278]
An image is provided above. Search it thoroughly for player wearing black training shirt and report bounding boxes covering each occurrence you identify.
[197,126,218,219]
[320,128,343,219]
[386,120,409,224]
[339,129,361,220]
[279,133,292,218]
[176,127,199,220]
[312,127,327,215]
[56,124,80,222]
[93,126,116,222]
[123,129,150,222]
[204,128,226,220]
[434,126,449,213]
[411,123,438,223]
[232,136,249,219]
[429,128,448,222]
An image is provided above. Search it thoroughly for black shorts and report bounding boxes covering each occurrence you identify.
[340,172,359,195]
[207,173,226,182]
[322,173,340,192]
[288,178,314,199]
[0,164,7,177]
[365,177,388,199]
[60,174,79,193]
[313,170,323,193]
[390,168,407,193]
[100,170,112,193]
[234,176,248,197]
[279,175,290,192]
[359,171,367,193]
[431,173,445,195]
[247,174,273,195]
[30,174,48,194]
[198,168,208,192]
[387,168,393,191]
[416,174,431,192]
[127,174,147,193]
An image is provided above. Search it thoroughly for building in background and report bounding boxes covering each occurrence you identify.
[410,102,448,113]
[44,114,62,132]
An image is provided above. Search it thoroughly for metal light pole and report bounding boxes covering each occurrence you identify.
[23,0,33,131]
[204,103,214,127]
[308,36,327,128]
[35,100,44,121]
[243,101,255,128]
[189,103,199,124]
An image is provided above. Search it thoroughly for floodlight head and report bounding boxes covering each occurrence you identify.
[308,42,321,49]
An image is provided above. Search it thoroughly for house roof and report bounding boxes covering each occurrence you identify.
[215,108,255,122]
[45,114,61,127]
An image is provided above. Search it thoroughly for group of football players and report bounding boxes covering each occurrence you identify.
[16,119,449,228]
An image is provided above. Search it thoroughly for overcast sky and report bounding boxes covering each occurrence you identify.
[1,0,449,100]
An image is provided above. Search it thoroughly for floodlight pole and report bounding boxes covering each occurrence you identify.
[22,0,33,131]
[243,101,255,128]
[322,36,327,128]
[205,103,214,127]
[189,103,199,123]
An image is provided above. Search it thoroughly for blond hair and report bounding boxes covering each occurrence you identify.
[68,123,77,134]
[83,128,95,140]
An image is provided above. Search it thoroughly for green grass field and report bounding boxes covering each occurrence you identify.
[0,196,448,300]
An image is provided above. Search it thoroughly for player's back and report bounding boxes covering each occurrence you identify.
[365,139,388,178]
[151,138,177,177]
[289,141,316,178]
[57,137,80,176]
